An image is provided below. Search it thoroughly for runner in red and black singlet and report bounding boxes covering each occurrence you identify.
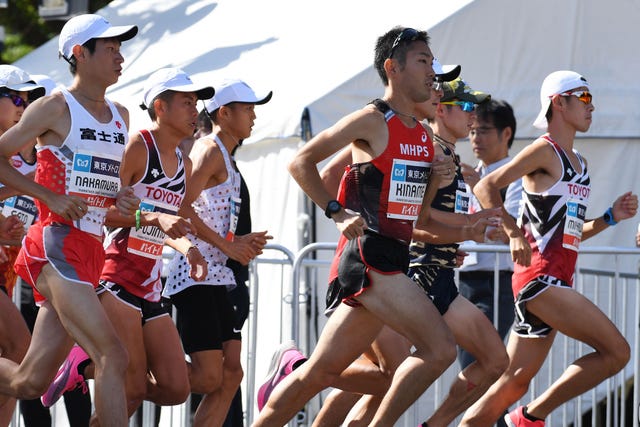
[255,27,461,427]
[326,98,433,311]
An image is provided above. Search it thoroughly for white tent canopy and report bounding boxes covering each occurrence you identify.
[22,0,638,138]
[15,0,476,141]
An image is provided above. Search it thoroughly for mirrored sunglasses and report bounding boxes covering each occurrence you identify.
[441,100,475,112]
[560,90,592,105]
[0,92,29,108]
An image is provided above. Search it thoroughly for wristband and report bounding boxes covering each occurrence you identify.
[135,209,141,230]
[324,200,343,219]
[603,207,617,226]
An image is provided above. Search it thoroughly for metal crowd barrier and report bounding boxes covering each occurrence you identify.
[286,243,640,427]
[9,244,640,427]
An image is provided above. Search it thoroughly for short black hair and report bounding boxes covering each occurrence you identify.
[374,26,429,86]
[146,90,176,121]
[197,109,213,136]
[475,99,517,148]
[65,38,98,75]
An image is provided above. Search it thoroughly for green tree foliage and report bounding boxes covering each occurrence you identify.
[0,0,111,63]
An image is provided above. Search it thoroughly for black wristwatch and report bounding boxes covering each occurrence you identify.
[324,200,343,218]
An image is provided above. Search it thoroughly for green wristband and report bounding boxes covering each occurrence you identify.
[135,209,141,230]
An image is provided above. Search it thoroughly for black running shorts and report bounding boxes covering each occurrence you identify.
[325,231,409,314]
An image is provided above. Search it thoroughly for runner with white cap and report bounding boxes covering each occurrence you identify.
[0,14,139,427]
[0,63,44,426]
[41,68,212,419]
[460,70,638,427]
[164,78,272,426]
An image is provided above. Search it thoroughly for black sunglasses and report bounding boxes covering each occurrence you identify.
[388,28,419,59]
[0,92,29,108]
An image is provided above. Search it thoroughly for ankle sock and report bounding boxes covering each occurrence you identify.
[292,358,306,370]
[77,359,91,379]
[523,406,544,422]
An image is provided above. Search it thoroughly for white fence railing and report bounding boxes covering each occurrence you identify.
[9,244,640,427]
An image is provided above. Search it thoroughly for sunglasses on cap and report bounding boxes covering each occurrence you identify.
[0,92,29,108]
[440,100,475,112]
[559,90,592,105]
[388,28,419,59]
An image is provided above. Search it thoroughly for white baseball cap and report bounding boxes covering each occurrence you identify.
[533,70,589,129]
[30,74,60,96]
[203,79,272,113]
[141,68,215,109]
[0,65,45,99]
[58,14,138,59]
[433,58,461,82]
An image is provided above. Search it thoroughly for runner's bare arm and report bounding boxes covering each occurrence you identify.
[413,208,502,244]
[290,108,383,239]
[319,146,352,197]
[177,138,258,264]
[105,133,146,227]
[165,237,207,281]
[582,191,638,240]
[0,94,87,220]
[474,139,555,266]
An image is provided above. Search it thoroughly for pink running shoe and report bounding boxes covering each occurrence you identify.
[41,344,89,408]
[257,340,306,411]
[504,406,545,427]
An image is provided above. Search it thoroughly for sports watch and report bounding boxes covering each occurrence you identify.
[324,200,343,218]
[603,207,617,226]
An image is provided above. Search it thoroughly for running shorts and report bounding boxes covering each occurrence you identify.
[325,231,409,315]
[408,265,458,315]
[15,223,105,305]
[513,274,571,338]
[170,285,240,354]
[98,281,171,324]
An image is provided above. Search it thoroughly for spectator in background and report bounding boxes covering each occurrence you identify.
[457,99,521,372]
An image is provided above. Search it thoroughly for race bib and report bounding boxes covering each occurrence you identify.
[2,195,37,229]
[127,199,175,259]
[226,196,241,241]
[454,189,470,214]
[562,199,586,251]
[388,158,430,220]
[69,151,120,209]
